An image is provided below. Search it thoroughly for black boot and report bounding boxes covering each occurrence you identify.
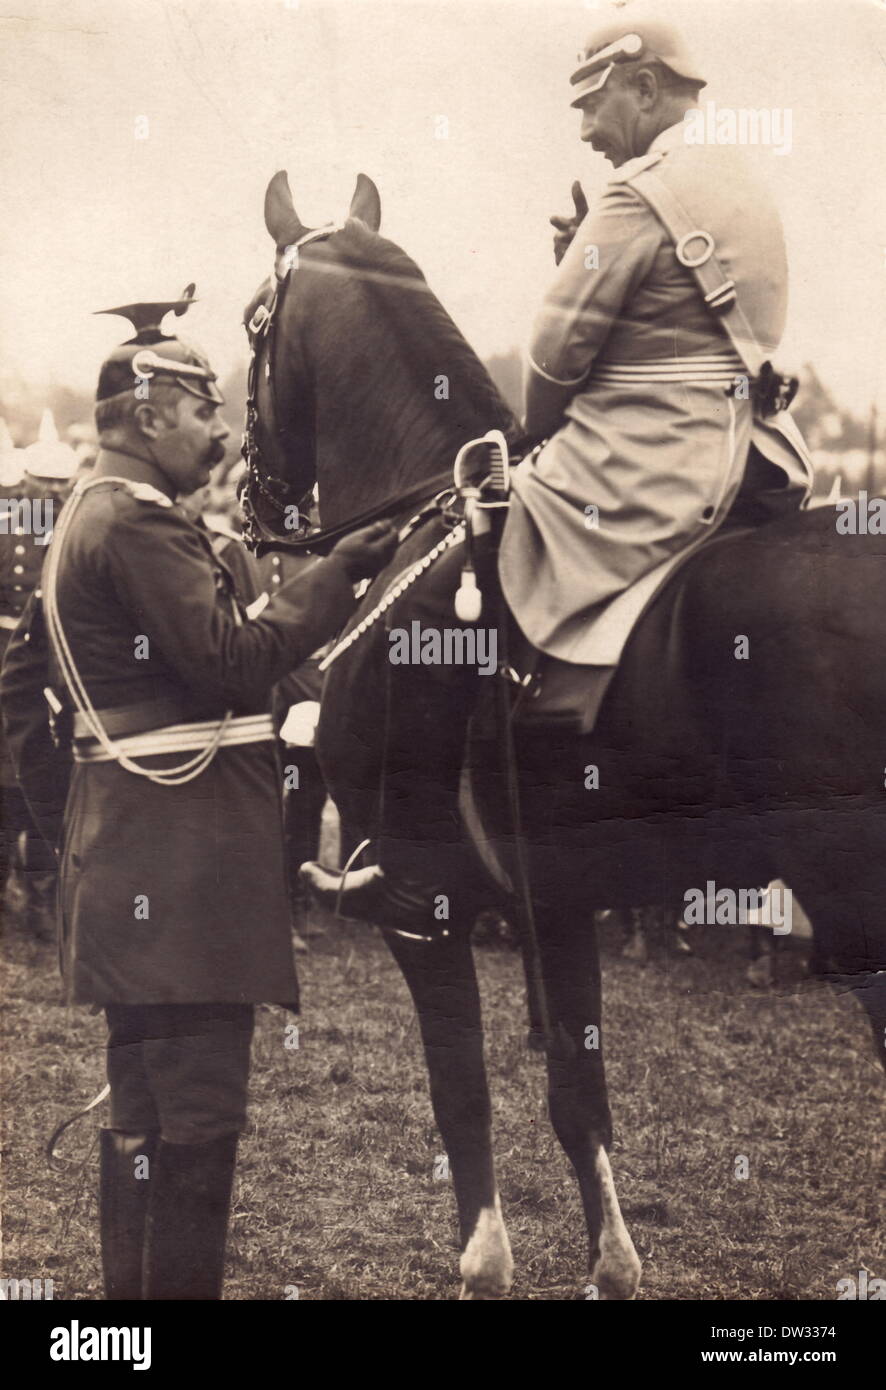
[142,1133,238,1300]
[299,861,449,943]
[100,1128,159,1300]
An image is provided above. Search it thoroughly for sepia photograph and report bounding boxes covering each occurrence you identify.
[1,0,884,1357]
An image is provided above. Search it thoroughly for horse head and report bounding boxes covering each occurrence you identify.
[241,170,520,541]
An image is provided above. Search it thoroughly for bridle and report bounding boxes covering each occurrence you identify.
[240,222,478,558]
[240,223,339,550]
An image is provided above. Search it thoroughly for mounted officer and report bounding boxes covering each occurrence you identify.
[499,0,813,665]
[303,2,814,935]
[0,290,397,1300]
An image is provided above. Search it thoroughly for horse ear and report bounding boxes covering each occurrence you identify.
[348,173,381,232]
[264,171,306,246]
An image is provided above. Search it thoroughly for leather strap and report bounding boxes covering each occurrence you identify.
[72,697,191,741]
[629,168,769,379]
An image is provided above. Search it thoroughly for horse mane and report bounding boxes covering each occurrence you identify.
[326,218,521,445]
[262,214,526,527]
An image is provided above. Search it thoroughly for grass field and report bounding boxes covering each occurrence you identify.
[1,907,883,1301]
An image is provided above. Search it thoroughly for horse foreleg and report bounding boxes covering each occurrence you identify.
[533,877,641,1300]
[384,926,513,1299]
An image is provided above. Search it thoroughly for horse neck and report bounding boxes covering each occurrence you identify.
[298,254,518,527]
[315,391,473,525]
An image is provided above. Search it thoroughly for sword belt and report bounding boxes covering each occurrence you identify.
[73,711,275,763]
[592,351,745,387]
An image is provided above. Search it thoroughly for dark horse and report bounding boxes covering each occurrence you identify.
[244,171,886,1299]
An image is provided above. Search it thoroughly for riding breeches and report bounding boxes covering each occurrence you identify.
[104,1003,255,1144]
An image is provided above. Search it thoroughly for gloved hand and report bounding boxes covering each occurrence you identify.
[550,181,589,266]
[331,519,399,581]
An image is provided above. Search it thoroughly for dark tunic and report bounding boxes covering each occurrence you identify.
[0,493,53,786]
[0,478,357,1007]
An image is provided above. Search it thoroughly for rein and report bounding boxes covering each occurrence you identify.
[249,470,458,557]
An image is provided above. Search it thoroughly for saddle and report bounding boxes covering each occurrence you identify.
[492,443,803,735]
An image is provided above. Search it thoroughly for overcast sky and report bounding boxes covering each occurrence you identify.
[2,0,885,417]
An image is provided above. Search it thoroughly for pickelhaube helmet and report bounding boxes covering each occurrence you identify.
[95,284,224,406]
[569,1,707,107]
[0,449,27,489]
[23,440,79,481]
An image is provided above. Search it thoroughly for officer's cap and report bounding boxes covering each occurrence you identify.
[570,2,707,107]
[95,284,224,407]
[23,441,79,481]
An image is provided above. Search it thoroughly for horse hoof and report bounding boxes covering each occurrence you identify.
[459,1198,514,1300]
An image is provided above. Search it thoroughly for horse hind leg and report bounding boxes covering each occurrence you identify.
[545,1033,641,1300]
[778,808,886,1075]
[384,925,514,1299]
[533,873,641,1299]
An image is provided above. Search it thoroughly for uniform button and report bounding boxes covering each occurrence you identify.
[14,545,24,555]
[272,574,281,585]
[13,527,24,536]
[13,565,23,574]
[13,584,23,592]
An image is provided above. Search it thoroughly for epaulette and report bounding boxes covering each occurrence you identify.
[126,481,173,509]
[85,478,173,509]
[608,149,665,185]
[207,520,243,547]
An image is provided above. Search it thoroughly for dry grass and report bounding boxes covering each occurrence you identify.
[1,910,883,1301]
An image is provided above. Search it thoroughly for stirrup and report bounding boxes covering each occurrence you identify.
[299,860,450,944]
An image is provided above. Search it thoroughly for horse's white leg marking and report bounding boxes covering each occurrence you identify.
[458,1193,513,1300]
[589,1148,642,1300]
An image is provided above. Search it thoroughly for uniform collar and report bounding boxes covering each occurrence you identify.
[647,114,696,157]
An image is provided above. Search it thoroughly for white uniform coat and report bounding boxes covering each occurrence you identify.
[499,121,813,665]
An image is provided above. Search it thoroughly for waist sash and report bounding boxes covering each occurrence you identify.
[592,352,745,387]
[73,712,275,764]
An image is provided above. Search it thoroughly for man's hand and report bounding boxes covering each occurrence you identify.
[550,182,589,266]
[331,519,399,581]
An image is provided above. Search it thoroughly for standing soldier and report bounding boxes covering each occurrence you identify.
[0,289,397,1300]
[0,440,76,929]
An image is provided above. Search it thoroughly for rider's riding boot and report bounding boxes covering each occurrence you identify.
[142,1132,238,1300]
[300,861,448,943]
[100,1128,159,1300]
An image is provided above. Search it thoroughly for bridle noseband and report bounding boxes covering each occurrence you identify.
[240,222,343,549]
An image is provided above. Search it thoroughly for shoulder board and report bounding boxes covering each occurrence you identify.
[81,477,173,509]
[608,149,665,186]
[207,521,243,547]
[126,481,173,509]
